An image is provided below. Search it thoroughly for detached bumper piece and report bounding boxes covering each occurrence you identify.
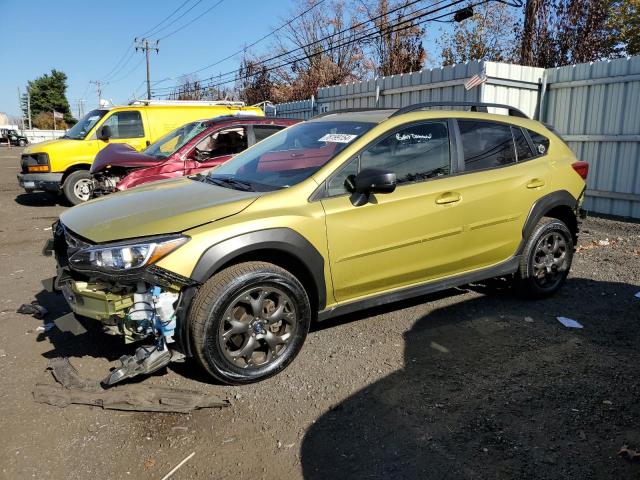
[102,344,172,387]
[34,357,230,413]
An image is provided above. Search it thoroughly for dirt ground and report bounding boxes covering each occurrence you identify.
[1,146,639,480]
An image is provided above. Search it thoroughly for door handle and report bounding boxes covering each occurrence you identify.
[526,178,545,189]
[435,192,461,205]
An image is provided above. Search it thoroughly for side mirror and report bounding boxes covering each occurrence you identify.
[97,125,112,141]
[346,167,396,206]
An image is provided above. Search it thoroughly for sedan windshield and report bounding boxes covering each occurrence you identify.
[208,121,374,191]
[64,109,108,140]
[144,121,207,159]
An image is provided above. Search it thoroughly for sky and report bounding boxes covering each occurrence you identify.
[0,0,444,121]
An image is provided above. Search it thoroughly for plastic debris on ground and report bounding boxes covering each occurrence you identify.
[618,446,640,462]
[33,357,230,413]
[634,292,640,299]
[556,316,584,329]
[16,302,48,319]
[35,323,55,333]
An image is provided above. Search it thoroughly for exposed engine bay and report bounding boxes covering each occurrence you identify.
[91,172,124,196]
[46,221,195,387]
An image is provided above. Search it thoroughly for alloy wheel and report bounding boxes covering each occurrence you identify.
[532,231,568,288]
[218,286,298,369]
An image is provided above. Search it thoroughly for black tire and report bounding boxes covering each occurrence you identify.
[189,261,311,385]
[514,217,574,298]
[18,139,26,147]
[62,170,93,205]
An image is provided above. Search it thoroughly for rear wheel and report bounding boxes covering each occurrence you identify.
[515,217,574,298]
[189,261,311,384]
[62,170,92,205]
[18,139,26,147]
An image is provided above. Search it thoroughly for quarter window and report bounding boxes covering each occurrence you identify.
[458,120,516,171]
[513,127,534,161]
[528,129,550,156]
[101,111,144,138]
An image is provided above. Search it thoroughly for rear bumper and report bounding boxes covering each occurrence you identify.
[17,172,63,192]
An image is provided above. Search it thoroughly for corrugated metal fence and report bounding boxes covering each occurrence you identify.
[542,57,640,218]
[270,57,640,218]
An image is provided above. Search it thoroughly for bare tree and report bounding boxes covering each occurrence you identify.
[438,2,520,66]
[518,0,622,68]
[272,0,369,101]
[236,54,276,105]
[360,0,426,76]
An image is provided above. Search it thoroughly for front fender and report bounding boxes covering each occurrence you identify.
[190,227,326,310]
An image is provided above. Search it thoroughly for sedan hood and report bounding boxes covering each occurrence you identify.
[90,143,162,173]
[60,176,259,242]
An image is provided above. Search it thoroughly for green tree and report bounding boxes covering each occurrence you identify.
[609,0,640,55]
[22,69,75,127]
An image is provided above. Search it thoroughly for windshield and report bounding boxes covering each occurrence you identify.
[207,121,374,191]
[144,121,207,159]
[65,109,108,140]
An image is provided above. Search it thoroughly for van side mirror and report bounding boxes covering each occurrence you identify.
[97,125,112,141]
[346,167,397,206]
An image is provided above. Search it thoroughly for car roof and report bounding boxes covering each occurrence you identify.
[307,109,394,124]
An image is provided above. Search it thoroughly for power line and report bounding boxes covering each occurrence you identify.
[149,0,205,37]
[100,46,133,82]
[102,48,136,83]
[154,0,327,83]
[139,0,194,38]
[157,0,226,41]
[155,0,452,93]
[157,0,517,98]
[108,57,145,84]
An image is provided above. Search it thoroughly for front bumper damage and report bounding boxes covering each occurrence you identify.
[43,223,199,386]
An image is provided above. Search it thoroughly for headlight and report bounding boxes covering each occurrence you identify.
[68,235,188,273]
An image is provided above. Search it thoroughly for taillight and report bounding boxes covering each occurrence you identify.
[571,161,589,180]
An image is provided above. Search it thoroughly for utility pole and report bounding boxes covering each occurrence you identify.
[135,37,159,100]
[17,87,25,129]
[90,80,104,107]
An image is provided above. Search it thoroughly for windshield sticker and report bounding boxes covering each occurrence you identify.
[318,133,358,143]
[396,132,432,142]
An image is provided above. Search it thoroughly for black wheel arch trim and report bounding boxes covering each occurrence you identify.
[516,189,578,255]
[190,227,327,310]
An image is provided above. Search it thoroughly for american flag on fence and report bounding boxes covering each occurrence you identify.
[52,110,64,119]
[464,73,488,90]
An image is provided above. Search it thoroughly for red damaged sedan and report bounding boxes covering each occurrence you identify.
[90,115,299,197]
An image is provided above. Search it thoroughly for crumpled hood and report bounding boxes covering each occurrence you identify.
[60,176,259,243]
[90,143,162,174]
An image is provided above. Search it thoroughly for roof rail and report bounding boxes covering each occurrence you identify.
[391,102,529,119]
[128,99,246,107]
[311,108,395,119]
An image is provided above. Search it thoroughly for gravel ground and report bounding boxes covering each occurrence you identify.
[0,147,639,480]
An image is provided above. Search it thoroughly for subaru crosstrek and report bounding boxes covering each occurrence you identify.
[45,102,588,386]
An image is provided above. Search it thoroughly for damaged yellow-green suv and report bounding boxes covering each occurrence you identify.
[45,102,588,385]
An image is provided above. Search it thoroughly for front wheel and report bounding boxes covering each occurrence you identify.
[514,217,574,298]
[18,139,27,147]
[62,170,93,205]
[189,262,311,384]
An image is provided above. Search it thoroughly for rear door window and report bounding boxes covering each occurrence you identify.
[102,111,144,138]
[458,120,516,172]
[253,125,285,144]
